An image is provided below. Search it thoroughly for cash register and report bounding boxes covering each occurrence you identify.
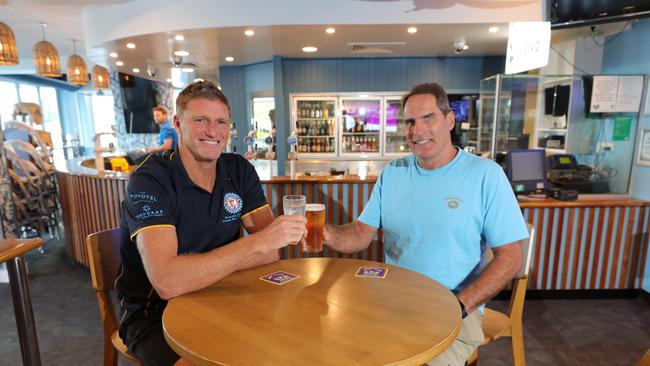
[547,154,609,194]
[506,149,578,201]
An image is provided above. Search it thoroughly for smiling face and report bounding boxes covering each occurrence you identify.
[174,98,231,166]
[153,110,167,124]
[404,93,456,170]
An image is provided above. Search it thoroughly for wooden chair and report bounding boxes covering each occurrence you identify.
[638,348,650,366]
[469,223,535,366]
[86,228,142,366]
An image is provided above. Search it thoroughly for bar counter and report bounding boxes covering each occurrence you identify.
[55,157,649,291]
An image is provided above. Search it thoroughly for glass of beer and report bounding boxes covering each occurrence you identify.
[304,203,326,253]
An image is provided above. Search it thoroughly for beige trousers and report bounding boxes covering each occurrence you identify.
[426,310,484,366]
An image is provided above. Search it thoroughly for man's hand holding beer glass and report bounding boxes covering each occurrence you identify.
[282,195,326,255]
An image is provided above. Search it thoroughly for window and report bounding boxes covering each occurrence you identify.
[18,84,39,104]
[39,87,62,149]
[0,81,18,123]
[91,94,116,133]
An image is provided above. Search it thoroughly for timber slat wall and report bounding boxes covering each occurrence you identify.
[56,170,649,290]
[523,206,649,290]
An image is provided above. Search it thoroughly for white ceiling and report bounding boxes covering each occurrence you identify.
[0,0,561,84]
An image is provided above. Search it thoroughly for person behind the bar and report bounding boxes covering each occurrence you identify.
[146,105,178,153]
[323,82,529,366]
[116,80,307,366]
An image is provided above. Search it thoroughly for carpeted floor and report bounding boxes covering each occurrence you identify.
[1,236,649,366]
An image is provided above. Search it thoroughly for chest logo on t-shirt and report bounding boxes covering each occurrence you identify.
[223,192,243,215]
[445,197,464,210]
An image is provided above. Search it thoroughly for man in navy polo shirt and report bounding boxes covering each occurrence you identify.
[116,80,307,366]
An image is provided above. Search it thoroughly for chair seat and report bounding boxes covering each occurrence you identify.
[482,307,511,344]
[111,330,141,364]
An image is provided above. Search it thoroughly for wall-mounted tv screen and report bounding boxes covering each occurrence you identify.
[120,72,159,134]
[450,100,469,123]
[544,85,570,117]
[550,0,650,29]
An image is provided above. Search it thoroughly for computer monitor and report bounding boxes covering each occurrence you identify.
[507,149,547,194]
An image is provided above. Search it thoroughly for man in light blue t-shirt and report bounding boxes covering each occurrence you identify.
[323,82,529,366]
[147,105,178,153]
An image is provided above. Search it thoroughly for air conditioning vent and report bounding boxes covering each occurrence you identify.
[346,42,406,55]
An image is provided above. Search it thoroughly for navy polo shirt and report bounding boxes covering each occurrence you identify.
[115,151,267,328]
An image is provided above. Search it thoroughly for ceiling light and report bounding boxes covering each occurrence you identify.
[92,65,109,90]
[132,68,140,73]
[166,78,172,83]
[407,27,418,34]
[326,27,335,34]
[181,67,194,73]
[218,85,222,90]
[175,34,184,41]
[0,21,19,65]
[463,44,469,50]
[225,56,234,62]
[244,29,254,37]
[66,40,88,86]
[174,50,190,57]
[193,78,204,82]
[302,46,318,53]
[489,26,499,33]
[109,52,118,58]
[116,61,124,66]
[34,22,60,77]
[126,42,136,49]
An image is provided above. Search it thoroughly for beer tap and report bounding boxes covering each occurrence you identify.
[287,130,298,179]
[264,127,276,160]
[244,130,256,161]
[93,128,117,174]
[227,123,238,153]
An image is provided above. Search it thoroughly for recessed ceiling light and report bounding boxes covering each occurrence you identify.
[326,27,336,34]
[225,56,234,62]
[407,27,418,34]
[126,42,136,49]
[489,26,499,33]
[174,50,190,57]
[132,68,140,73]
[218,85,222,90]
[193,78,204,82]
[463,44,469,50]
[302,46,318,53]
[116,61,124,66]
[109,52,118,58]
[166,78,172,83]
[181,67,194,73]
[175,34,185,41]
[244,29,255,37]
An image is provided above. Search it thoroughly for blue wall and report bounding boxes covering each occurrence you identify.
[602,17,650,293]
[220,61,274,153]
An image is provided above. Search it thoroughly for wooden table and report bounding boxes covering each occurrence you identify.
[0,238,44,366]
[163,258,461,366]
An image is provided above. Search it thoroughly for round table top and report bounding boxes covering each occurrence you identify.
[163,258,461,366]
[0,238,43,263]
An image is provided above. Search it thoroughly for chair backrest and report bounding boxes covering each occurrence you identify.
[3,121,53,161]
[516,223,535,279]
[87,228,122,292]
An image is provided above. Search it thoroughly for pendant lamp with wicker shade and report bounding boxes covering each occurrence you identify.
[66,40,88,85]
[33,22,61,77]
[92,65,109,90]
[0,21,18,65]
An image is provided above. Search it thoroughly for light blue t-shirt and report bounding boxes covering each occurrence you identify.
[159,121,178,150]
[359,148,528,293]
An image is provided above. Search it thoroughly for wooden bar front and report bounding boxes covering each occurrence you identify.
[55,159,649,290]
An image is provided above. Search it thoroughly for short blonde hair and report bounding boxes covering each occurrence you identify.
[175,80,230,118]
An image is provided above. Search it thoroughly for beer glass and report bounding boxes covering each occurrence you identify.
[283,195,306,216]
[304,203,326,253]
[283,195,306,246]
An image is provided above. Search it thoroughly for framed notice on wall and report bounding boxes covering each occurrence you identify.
[638,129,650,166]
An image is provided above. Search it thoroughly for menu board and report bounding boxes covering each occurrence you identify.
[590,75,643,113]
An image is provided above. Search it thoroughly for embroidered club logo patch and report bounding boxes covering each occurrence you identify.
[445,197,463,210]
[223,192,243,214]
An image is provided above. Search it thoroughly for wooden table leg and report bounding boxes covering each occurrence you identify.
[7,256,41,366]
